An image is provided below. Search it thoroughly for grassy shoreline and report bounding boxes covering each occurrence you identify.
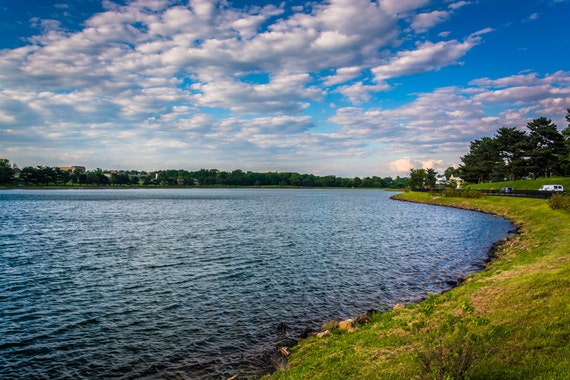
[266,192,570,379]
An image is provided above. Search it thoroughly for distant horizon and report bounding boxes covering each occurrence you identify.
[6,160,413,179]
[2,0,570,177]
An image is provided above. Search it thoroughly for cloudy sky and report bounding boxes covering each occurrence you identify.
[1,0,569,177]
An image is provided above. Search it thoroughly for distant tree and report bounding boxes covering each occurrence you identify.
[142,174,153,185]
[113,173,130,185]
[54,167,71,185]
[425,168,437,188]
[409,168,427,190]
[20,166,40,185]
[36,166,56,186]
[74,169,87,185]
[155,169,181,186]
[362,177,379,188]
[0,158,14,185]
[244,171,261,186]
[176,169,186,186]
[86,169,109,186]
[229,169,247,186]
[129,175,140,185]
[352,177,361,187]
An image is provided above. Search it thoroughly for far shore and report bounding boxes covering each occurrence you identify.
[0,185,403,190]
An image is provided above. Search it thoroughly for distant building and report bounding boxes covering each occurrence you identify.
[59,166,86,173]
[435,175,447,186]
[449,175,464,189]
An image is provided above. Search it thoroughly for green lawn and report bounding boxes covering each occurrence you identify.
[266,192,570,380]
[464,177,570,191]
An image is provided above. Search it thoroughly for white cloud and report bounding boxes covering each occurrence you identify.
[449,1,471,10]
[469,72,539,87]
[473,85,555,103]
[388,158,444,175]
[412,10,450,32]
[190,73,318,114]
[389,157,415,173]
[469,72,570,115]
[380,0,430,15]
[371,34,484,81]
[336,81,391,104]
[1,0,568,177]
[323,66,363,86]
[0,111,15,123]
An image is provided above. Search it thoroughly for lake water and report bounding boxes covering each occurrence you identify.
[0,188,512,379]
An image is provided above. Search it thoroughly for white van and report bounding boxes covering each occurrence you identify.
[538,184,564,192]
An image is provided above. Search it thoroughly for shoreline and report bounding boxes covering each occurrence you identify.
[267,192,570,379]
[254,192,517,378]
[0,185,406,191]
[389,192,521,266]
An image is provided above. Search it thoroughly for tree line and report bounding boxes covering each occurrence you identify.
[154,168,408,188]
[0,161,409,189]
[408,109,570,188]
[459,110,570,184]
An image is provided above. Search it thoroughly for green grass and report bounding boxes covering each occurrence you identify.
[266,192,570,380]
[464,176,570,191]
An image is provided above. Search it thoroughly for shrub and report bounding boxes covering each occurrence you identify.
[548,193,570,211]
[410,302,497,380]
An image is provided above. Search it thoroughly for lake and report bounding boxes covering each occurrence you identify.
[0,188,512,379]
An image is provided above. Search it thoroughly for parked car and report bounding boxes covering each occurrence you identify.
[538,184,564,192]
[500,187,513,193]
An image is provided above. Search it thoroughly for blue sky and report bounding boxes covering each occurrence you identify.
[1,0,569,177]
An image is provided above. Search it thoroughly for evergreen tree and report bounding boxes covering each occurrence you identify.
[561,108,570,175]
[460,137,500,183]
[526,117,565,178]
[494,127,530,181]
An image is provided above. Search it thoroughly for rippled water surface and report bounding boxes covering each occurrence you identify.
[0,188,512,379]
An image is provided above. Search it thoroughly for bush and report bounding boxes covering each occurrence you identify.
[410,300,498,380]
[548,193,570,210]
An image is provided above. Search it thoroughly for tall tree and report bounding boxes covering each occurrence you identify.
[460,137,500,183]
[494,127,530,181]
[561,108,570,175]
[526,117,565,177]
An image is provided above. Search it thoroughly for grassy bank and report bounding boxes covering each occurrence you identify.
[266,192,570,379]
[464,176,570,191]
